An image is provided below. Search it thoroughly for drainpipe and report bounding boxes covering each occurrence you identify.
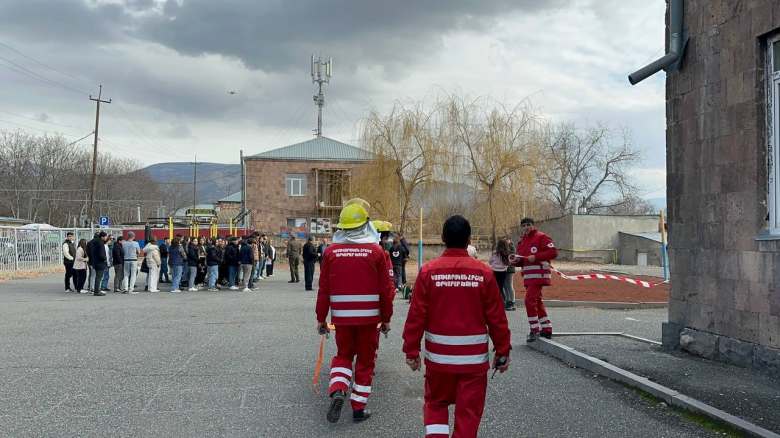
[628,0,688,85]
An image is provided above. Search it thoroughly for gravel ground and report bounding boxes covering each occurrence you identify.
[0,271,719,437]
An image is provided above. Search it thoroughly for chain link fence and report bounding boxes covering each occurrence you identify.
[0,227,123,272]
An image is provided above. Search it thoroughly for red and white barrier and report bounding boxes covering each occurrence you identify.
[550,268,668,288]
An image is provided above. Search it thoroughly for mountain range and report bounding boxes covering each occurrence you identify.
[142,162,241,204]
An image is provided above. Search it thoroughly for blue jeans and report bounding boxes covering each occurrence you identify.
[189,266,197,288]
[208,265,219,288]
[253,260,263,280]
[228,265,238,287]
[159,257,169,281]
[101,269,110,289]
[171,265,184,290]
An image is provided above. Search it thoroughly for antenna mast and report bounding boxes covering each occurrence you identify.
[310,55,332,137]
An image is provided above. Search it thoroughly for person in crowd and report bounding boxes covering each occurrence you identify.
[123,231,141,294]
[258,234,268,279]
[88,231,109,297]
[143,237,162,292]
[316,237,329,266]
[398,233,410,286]
[403,215,511,438]
[62,231,76,292]
[504,237,517,311]
[389,239,406,291]
[224,237,240,290]
[510,217,558,342]
[488,238,513,311]
[240,237,255,292]
[206,238,223,291]
[112,236,124,292]
[73,238,89,293]
[86,232,98,292]
[159,237,170,284]
[252,236,264,282]
[195,237,207,288]
[286,235,302,283]
[100,235,113,292]
[265,239,275,277]
[168,237,186,293]
[302,236,318,291]
[180,237,190,289]
[467,243,479,259]
[186,238,200,292]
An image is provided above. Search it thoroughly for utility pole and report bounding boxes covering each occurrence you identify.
[193,153,198,208]
[240,149,246,227]
[88,85,111,225]
[310,55,332,137]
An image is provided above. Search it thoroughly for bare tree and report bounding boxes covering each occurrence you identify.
[537,123,641,216]
[447,96,537,245]
[356,103,444,234]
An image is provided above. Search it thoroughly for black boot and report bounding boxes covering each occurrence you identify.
[326,390,346,423]
[353,409,372,423]
[526,332,539,343]
[540,331,552,339]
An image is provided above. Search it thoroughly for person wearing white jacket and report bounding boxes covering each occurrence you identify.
[73,239,90,293]
[143,238,162,293]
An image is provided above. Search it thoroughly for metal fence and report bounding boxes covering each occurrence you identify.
[0,227,124,272]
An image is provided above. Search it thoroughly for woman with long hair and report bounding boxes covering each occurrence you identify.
[73,239,89,293]
[488,238,513,311]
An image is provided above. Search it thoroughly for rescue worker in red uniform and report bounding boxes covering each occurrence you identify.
[403,215,511,438]
[316,203,395,424]
[510,217,558,342]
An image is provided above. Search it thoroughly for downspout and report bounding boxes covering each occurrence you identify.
[628,0,688,85]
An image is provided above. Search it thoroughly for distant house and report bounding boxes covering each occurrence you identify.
[244,136,373,236]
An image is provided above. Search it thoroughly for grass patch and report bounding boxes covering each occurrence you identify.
[627,386,745,437]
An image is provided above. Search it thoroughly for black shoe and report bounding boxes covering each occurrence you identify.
[327,391,346,423]
[540,332,552,339]
[288,280,295,283]
[93,291,106,296]
[505,305,516,311]
[526,332,539,343]
[353,409,372,423]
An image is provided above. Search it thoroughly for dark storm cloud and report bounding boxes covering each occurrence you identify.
[140,0,566,73]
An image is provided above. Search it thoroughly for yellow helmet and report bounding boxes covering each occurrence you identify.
[371,220,393,232]
[344,197,371,211]
[336,203,369,230]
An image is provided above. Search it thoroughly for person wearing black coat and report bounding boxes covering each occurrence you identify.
[186,241,200,291]
[302,237,318,291]
[112,236,125,292]
[224,238,240,289]
[88,232,109,296]
[206,239,223,290]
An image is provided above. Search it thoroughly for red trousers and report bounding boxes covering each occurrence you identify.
[423,370,487,438]
[327,324,380,411]
[524,284,552,334]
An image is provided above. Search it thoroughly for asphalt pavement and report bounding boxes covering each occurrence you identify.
[0,269,720,437]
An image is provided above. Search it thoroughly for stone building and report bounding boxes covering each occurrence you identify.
[244,136,372,236]
[662,0,780,372]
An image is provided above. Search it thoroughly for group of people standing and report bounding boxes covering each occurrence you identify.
[62,231,277,295]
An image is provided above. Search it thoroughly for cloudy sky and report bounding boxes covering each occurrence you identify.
[0,0,667,198]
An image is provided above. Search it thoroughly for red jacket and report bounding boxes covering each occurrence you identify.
[316,243,395,326]
[403,248,511,374]
[515,229,558,286]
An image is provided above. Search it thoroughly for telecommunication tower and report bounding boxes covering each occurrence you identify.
[311,55,332,137]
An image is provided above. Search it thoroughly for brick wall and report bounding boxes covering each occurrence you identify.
[667,0,780,355]
[244,159,368,234]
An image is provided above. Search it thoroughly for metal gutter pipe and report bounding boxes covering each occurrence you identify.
[628,0,687,85]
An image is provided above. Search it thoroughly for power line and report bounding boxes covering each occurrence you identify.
[0,110,84,130]
[0,53,91,96]
[0,41,91,86]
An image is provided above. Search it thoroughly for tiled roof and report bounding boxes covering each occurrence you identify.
[248,136,372,162]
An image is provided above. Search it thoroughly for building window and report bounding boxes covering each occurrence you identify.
[768,35,780,233]
[286,174,306,197]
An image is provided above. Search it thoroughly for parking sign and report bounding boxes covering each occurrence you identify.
[99,216,110,226]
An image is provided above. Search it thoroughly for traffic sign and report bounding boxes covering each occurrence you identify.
[99,216,110,226]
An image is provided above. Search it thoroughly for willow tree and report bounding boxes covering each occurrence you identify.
[355,103,444,234]
[447,96,538,246]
